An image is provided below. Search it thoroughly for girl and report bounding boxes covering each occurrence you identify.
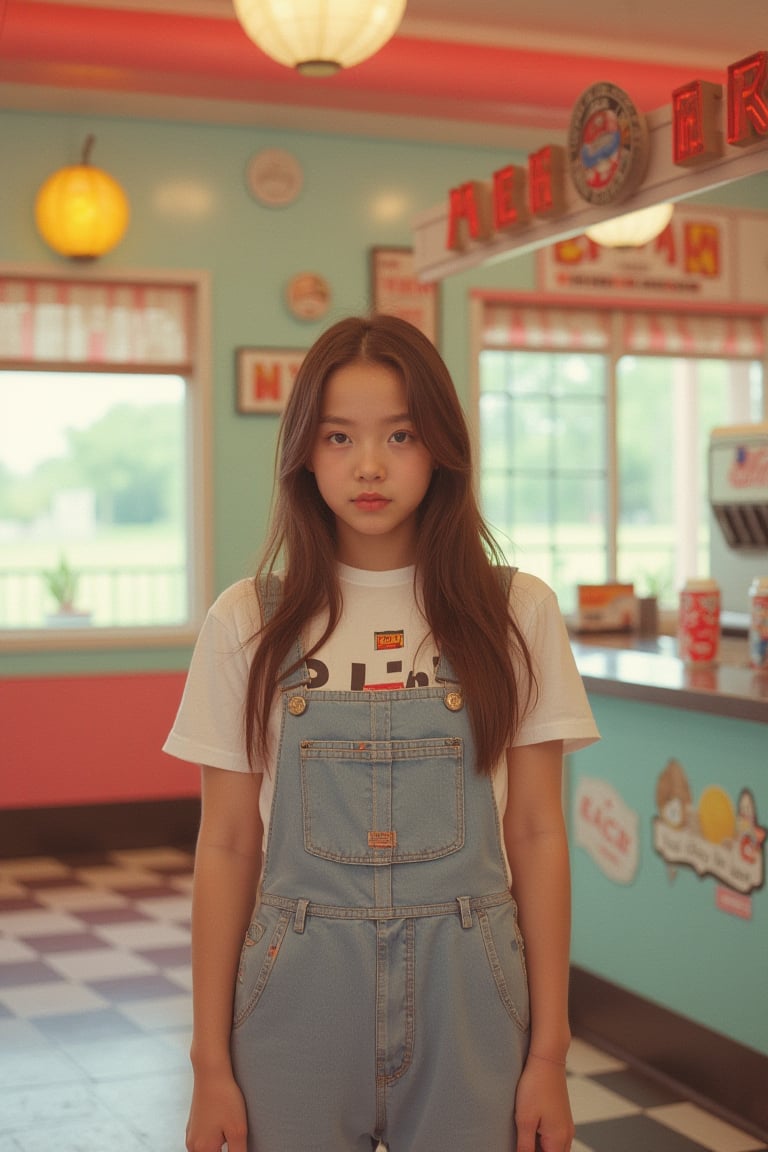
[164,314,599,1152]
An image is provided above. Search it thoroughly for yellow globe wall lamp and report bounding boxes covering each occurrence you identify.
[232,0,407,77]
[35,136,130,260]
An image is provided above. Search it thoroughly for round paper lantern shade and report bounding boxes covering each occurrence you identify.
[35,163,130,259]
[232,0,407,76]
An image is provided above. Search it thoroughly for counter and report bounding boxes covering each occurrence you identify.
[572,633,768,723]
[566,631,768,1137]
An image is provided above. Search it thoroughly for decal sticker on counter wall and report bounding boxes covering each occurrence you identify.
[574,776,640,884]
[653,759,766,912]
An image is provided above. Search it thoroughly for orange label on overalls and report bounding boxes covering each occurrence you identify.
[368,830,397,849]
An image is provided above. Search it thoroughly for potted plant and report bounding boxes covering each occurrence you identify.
[636,569,671,637]
[42,555,91,626]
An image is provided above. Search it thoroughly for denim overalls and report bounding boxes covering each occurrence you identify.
[231,577,530,1152]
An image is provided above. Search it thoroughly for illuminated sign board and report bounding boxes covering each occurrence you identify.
[414,51,768,281]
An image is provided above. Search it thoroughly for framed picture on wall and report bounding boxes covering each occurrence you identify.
[236,347,305,414]
[370,247,440,347]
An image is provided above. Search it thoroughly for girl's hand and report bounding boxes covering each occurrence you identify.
[514,1055,574,1152]
[185,1068,248,1152]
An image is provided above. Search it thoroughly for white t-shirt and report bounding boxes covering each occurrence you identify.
[163,565,599,841]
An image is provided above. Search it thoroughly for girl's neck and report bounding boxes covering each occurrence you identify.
[338,561,415,584]
[334,536,416,572]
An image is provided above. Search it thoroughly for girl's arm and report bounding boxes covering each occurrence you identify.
[503,739,575,1152]
[185,764,264,1152]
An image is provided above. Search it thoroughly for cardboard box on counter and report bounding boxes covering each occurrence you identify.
[576,583,635,632]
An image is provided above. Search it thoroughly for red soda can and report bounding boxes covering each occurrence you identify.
[678,578,720,664]
[749,577,768,670]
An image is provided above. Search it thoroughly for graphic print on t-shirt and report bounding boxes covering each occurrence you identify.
[307,626,437,692]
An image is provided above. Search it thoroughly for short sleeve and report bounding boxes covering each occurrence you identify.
[162,580,260,772]
[510,572,600,753]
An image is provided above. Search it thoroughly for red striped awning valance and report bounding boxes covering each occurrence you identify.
[0,277,193,370]
[623,311,765,358]
[481,301,765,360]
[481,303,612,352]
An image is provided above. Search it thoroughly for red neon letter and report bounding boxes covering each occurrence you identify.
[446,181,492,251]
[252,363,281,401]
[654,223,677,265]
[492,165,528,232]
[553,237,599,265]
[727,51,768,145]
[683,223,720,277]
[672,80,723,165]
[528,145,565,216]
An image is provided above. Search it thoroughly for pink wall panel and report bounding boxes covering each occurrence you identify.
[2,673,199,808]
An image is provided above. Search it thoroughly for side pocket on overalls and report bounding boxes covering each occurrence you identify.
[232,908,291,1029]
[477,902,530,1032]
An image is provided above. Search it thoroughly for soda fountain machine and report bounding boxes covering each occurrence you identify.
[708,423,768,629]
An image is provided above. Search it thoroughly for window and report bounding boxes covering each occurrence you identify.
[475,297,766,613]
[480,349,608,605]
[616,355,763,602]
[0,271,210,647]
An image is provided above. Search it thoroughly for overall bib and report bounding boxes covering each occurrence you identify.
[231,580,530,1152]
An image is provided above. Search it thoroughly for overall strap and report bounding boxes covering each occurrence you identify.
[497,563,517,596]
[257,573,310,691]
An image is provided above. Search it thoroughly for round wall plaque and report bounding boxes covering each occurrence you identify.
[246,149,303,207]
[567,83,649,208]
[286,272,331,321]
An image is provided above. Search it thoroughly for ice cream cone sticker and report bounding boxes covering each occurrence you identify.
[653,761,766,903]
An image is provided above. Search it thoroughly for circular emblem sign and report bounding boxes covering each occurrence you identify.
[247,149,303,207]
[286,272,331,321]
[567,83,649,207]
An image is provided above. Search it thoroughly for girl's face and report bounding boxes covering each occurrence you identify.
[309,359,435,570]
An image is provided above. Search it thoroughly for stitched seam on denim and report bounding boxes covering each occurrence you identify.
[299,739,463,758]
[260,890,513,919]
[291,687,450,702]
[512,904,528,984]
[375,922,388,1134]
[477,907,529,1032]
[259,695,290,887]
[303,843,465,865]
[382,917,416,1086]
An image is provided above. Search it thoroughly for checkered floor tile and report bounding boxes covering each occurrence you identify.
[0,849,764,1152]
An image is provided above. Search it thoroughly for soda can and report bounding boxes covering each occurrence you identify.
[678,578,720,664]
[748,577,768,670]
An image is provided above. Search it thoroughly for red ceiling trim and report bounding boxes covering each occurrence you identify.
[1,1,729,125]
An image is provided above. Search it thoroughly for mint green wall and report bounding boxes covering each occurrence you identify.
[0,109,532,676]
[569,693,768,1056]
[3,111,766,679]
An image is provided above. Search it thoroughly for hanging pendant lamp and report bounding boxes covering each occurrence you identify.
[586,202,674,248]
[232,0,407,77]
[34,136,130,260]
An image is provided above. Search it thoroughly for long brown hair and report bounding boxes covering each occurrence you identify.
[246,314,536,774]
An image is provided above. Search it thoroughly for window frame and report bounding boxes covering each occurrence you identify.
[470,291,768,596]
[0,263,213,652]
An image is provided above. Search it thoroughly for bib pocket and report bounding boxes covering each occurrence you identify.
[300,737,465,865]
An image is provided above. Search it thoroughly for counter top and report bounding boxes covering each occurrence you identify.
[571,633,768,723]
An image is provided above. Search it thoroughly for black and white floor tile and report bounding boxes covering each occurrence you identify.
[0,849,764,1152]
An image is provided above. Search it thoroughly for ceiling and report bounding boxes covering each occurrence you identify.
[0,0,765,145]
